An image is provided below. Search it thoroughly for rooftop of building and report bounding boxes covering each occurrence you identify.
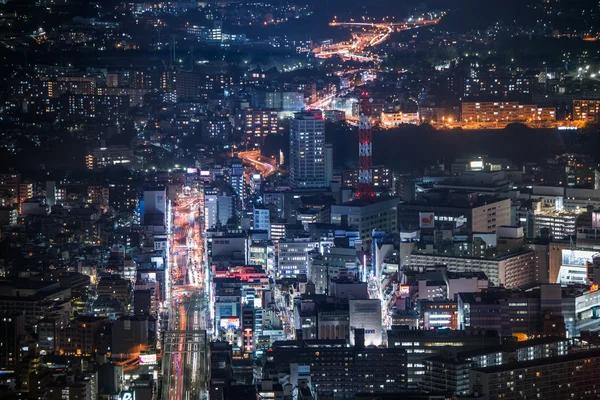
[399,191,509,210]
[455,336,569,359]
[447,271,489,280]
[73,315,109,323]
[336,196,400,208]
[387,326,500,339]
[471,348,600,374]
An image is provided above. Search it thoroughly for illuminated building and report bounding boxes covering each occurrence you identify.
[357,94,374,198]
[0,173,32,209]
[0,280,71,329]
[0,313,24,369]
[56,76,96,95]
[0,207,18,226]
[398,195,511,234]
[96,275,132,310]
[187,21,222,44]
[226,156,245,209]
[87,186,109,206]
[461,102,556,124]
[289,110,327,188]
[260,91,304,111]
[469,348,600,400]
[252,206,271,237]
[277,238,319,277]
[387,326,501,387]
[201,119,231,143]
[317,303,350,340]
[56,316,109,356]
[87,145,135,169]
[420,300,458,330]
[410,251,535,288]
[573,99,600,122]
[60,94,129,123]
[96,87,151,106]
[349,299,382,346]
[108,181,137,213]
[422,337,569,396]
[380,111,420,127]
[243,109,279,146]
[265,333,407,398]
[342,165,392,190]
[330,197,399,250]
[533,208,578,240]
[270,221,286,242]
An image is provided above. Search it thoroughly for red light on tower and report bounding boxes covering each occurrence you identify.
[358,93,374,199]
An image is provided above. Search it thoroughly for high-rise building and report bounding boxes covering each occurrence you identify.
[0,313,24,369]
[142,188,167,227]
[228,156,245,210]
[205,193,219,231]
[290,110,327,188]
[204,190,234,230]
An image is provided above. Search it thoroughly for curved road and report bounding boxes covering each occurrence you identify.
[237,150,277,178]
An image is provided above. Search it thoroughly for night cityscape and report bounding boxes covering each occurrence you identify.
[2,0,600,399]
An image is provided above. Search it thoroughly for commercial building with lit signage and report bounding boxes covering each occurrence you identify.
[398,195,510,234]
[349,299,382,346]
[561,285,600,337]
[420,301,458,330]
[557,249,595,286]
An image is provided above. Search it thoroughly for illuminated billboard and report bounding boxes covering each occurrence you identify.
[561,249,596,267]
[118,391,135,400]
[419,212,435,229]
[139,353,157,365]
[593,211,600,229]
[469,160,484,171]
[399,285,410,297]
[219,316,240,330]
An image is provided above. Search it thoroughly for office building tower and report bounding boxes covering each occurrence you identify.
[205,193,234,230]
[0,313,24,369]
[278,238,319,277]
[253,206,271,237]
[228,156,245,210]
[142,188,167,227]
[290,111,327,188]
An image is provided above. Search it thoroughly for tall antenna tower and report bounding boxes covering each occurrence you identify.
[358,93,374,199]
